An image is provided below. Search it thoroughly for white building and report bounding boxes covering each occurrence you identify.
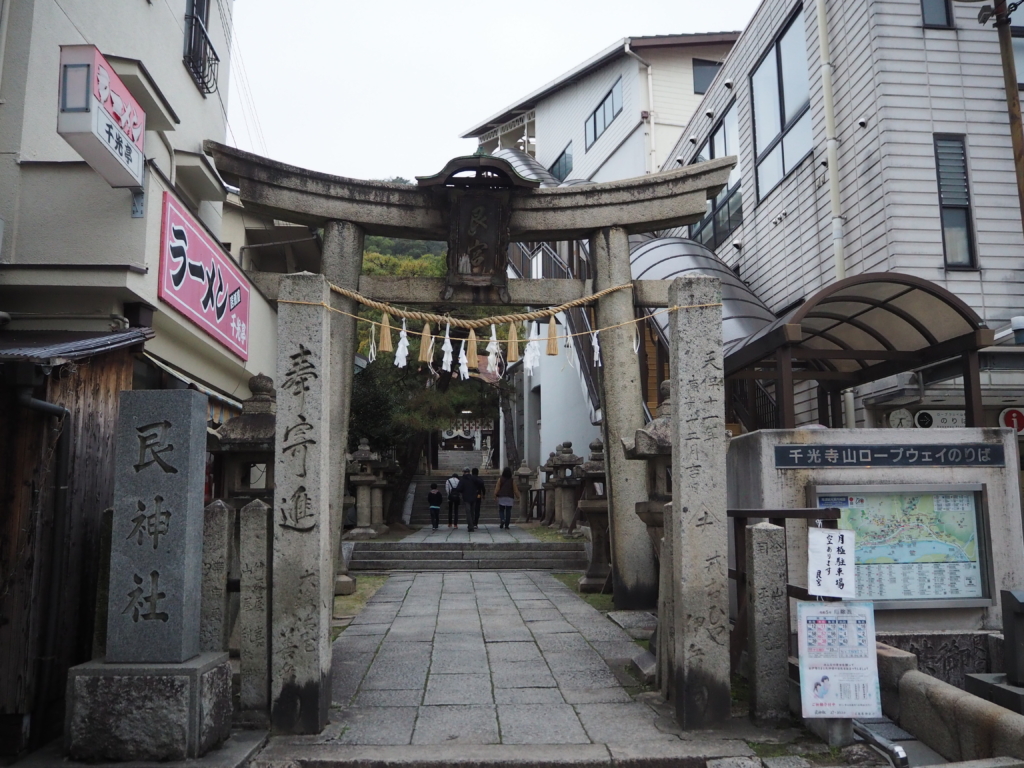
[666,0,1024,433]
[463,32,741,470]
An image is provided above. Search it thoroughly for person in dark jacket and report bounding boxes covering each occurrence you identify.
[427,483,443,530]
[457,468,476,531]
[470,467,486,528]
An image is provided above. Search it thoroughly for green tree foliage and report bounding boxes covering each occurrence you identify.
[364,236,446,259]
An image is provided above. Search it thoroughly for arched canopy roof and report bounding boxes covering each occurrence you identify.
[724,272,993,387]
[629,237,775,347]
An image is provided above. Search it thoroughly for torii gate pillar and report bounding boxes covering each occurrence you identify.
[592,226,657,609]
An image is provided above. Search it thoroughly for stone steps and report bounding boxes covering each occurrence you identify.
[348,541,586,572]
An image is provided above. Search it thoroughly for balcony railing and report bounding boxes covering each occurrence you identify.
[184,13,220,95]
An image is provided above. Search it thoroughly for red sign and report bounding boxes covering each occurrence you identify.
[1000,408,1024,434]
[158,193,250,359]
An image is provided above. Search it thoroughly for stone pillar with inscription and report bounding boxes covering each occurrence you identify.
[746,522,790,724]
[272,272,333,734]
[669,275,730,729]
[200,499,232,652]
[592,226,657,610]
[66,390,231,761]
[239,498,272,720]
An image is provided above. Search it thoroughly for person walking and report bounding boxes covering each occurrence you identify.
[427,483,443,530]
[470,467,486,529]
[494,466,519,529]
[445,472,461,528]
[457,468,476,531]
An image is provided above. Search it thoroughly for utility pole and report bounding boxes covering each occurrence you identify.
[962,0,1024,234]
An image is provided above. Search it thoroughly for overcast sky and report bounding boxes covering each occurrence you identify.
[225,0,762,181]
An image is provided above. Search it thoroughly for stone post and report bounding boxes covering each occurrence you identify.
[200,500,232,652]
[746,522,789,725]
[552,442,583,531]
[67,390,231,761]
[669,275,729,728]
[621,383,673,698]
[515,461,534,522]
[575,439,611,593]
[272,272,333,734]
[239,498,271,717]
[592,226,657,610]
[322,222,363,592]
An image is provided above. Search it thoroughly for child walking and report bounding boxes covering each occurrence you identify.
[427,483,443,530]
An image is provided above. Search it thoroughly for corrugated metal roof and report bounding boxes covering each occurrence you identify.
[0,328,155,364]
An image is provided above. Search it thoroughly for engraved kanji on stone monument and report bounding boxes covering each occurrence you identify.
[107,389,208,663]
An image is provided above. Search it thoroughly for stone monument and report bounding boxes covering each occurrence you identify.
[746,522,789,724]
[575,438,611,593]
[239,498,272,719]
[551,442,583,531]
[515,460,534,523]
[669,275,730,729]
[346,438,378,540]
[66,389,231,760]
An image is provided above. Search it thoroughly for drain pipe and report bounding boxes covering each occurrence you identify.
[624,41,657,174]
[816,0,856,427]
[21,387,72,748]
[816,0,844,281]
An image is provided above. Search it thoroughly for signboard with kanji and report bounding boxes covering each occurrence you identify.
[57,45,146,188]
[775,444,1004,468]
[158,193,250,360]
[807,528,856,598]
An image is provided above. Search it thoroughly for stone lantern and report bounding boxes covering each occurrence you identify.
[215,373,276,508]
[622,381,673,560]
[346,437,379,540]
[622,380,674,697]
[550,442,583,532]
[539,448,559,527]
[574,438,611,593]
[515,460,535,523]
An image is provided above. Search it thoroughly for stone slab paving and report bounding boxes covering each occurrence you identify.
[254,571,757,767]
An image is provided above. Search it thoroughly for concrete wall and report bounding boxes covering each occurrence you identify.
[727,428,1024,633]
[0,0,276,400]
[536,318,601,465]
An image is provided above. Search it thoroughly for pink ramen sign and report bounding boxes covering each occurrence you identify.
[158,193,250,359]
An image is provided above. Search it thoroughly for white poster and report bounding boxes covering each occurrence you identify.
[807,527,856,598]
[797,601,881,719]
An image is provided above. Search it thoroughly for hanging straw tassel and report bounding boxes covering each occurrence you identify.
[379,313,393,352]
[418,322,432,362]
[546,315,558,356]
[467,328,478,369]
[507,323,520,363]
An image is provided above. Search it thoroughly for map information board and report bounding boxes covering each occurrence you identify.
[814,488,983,601]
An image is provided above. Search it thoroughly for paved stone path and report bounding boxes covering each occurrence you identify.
[255,571,756,766]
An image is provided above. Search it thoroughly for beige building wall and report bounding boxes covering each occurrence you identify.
[0,0,277,399]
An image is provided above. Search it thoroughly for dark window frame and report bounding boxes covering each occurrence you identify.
[921,0,954,29]
[932,133,978,270]
[688,100,743,250]
[693,58,723,95]
[749,4,813,202]
[584,78,623,151]
[548,142,573,182]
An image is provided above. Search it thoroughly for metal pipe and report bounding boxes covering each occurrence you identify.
[843,389,857,429]
[20,388,72,748]
[624,42,657,174]
[993,0,1024,237]
[816,0,845,280]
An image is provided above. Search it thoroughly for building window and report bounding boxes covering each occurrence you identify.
[693,58,723,95]
[549,143,573,182]
[184,0,220,95]
[751,7,811,200]
[934,135,976,268]
[1013,28,1024,87]
[585,78,623,150]
[921,0,953,27]
[689,104,743,250]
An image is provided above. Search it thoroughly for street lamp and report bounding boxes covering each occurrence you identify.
[959,0,1024,235]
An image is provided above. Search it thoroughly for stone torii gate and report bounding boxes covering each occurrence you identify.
[205,142,733,734]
